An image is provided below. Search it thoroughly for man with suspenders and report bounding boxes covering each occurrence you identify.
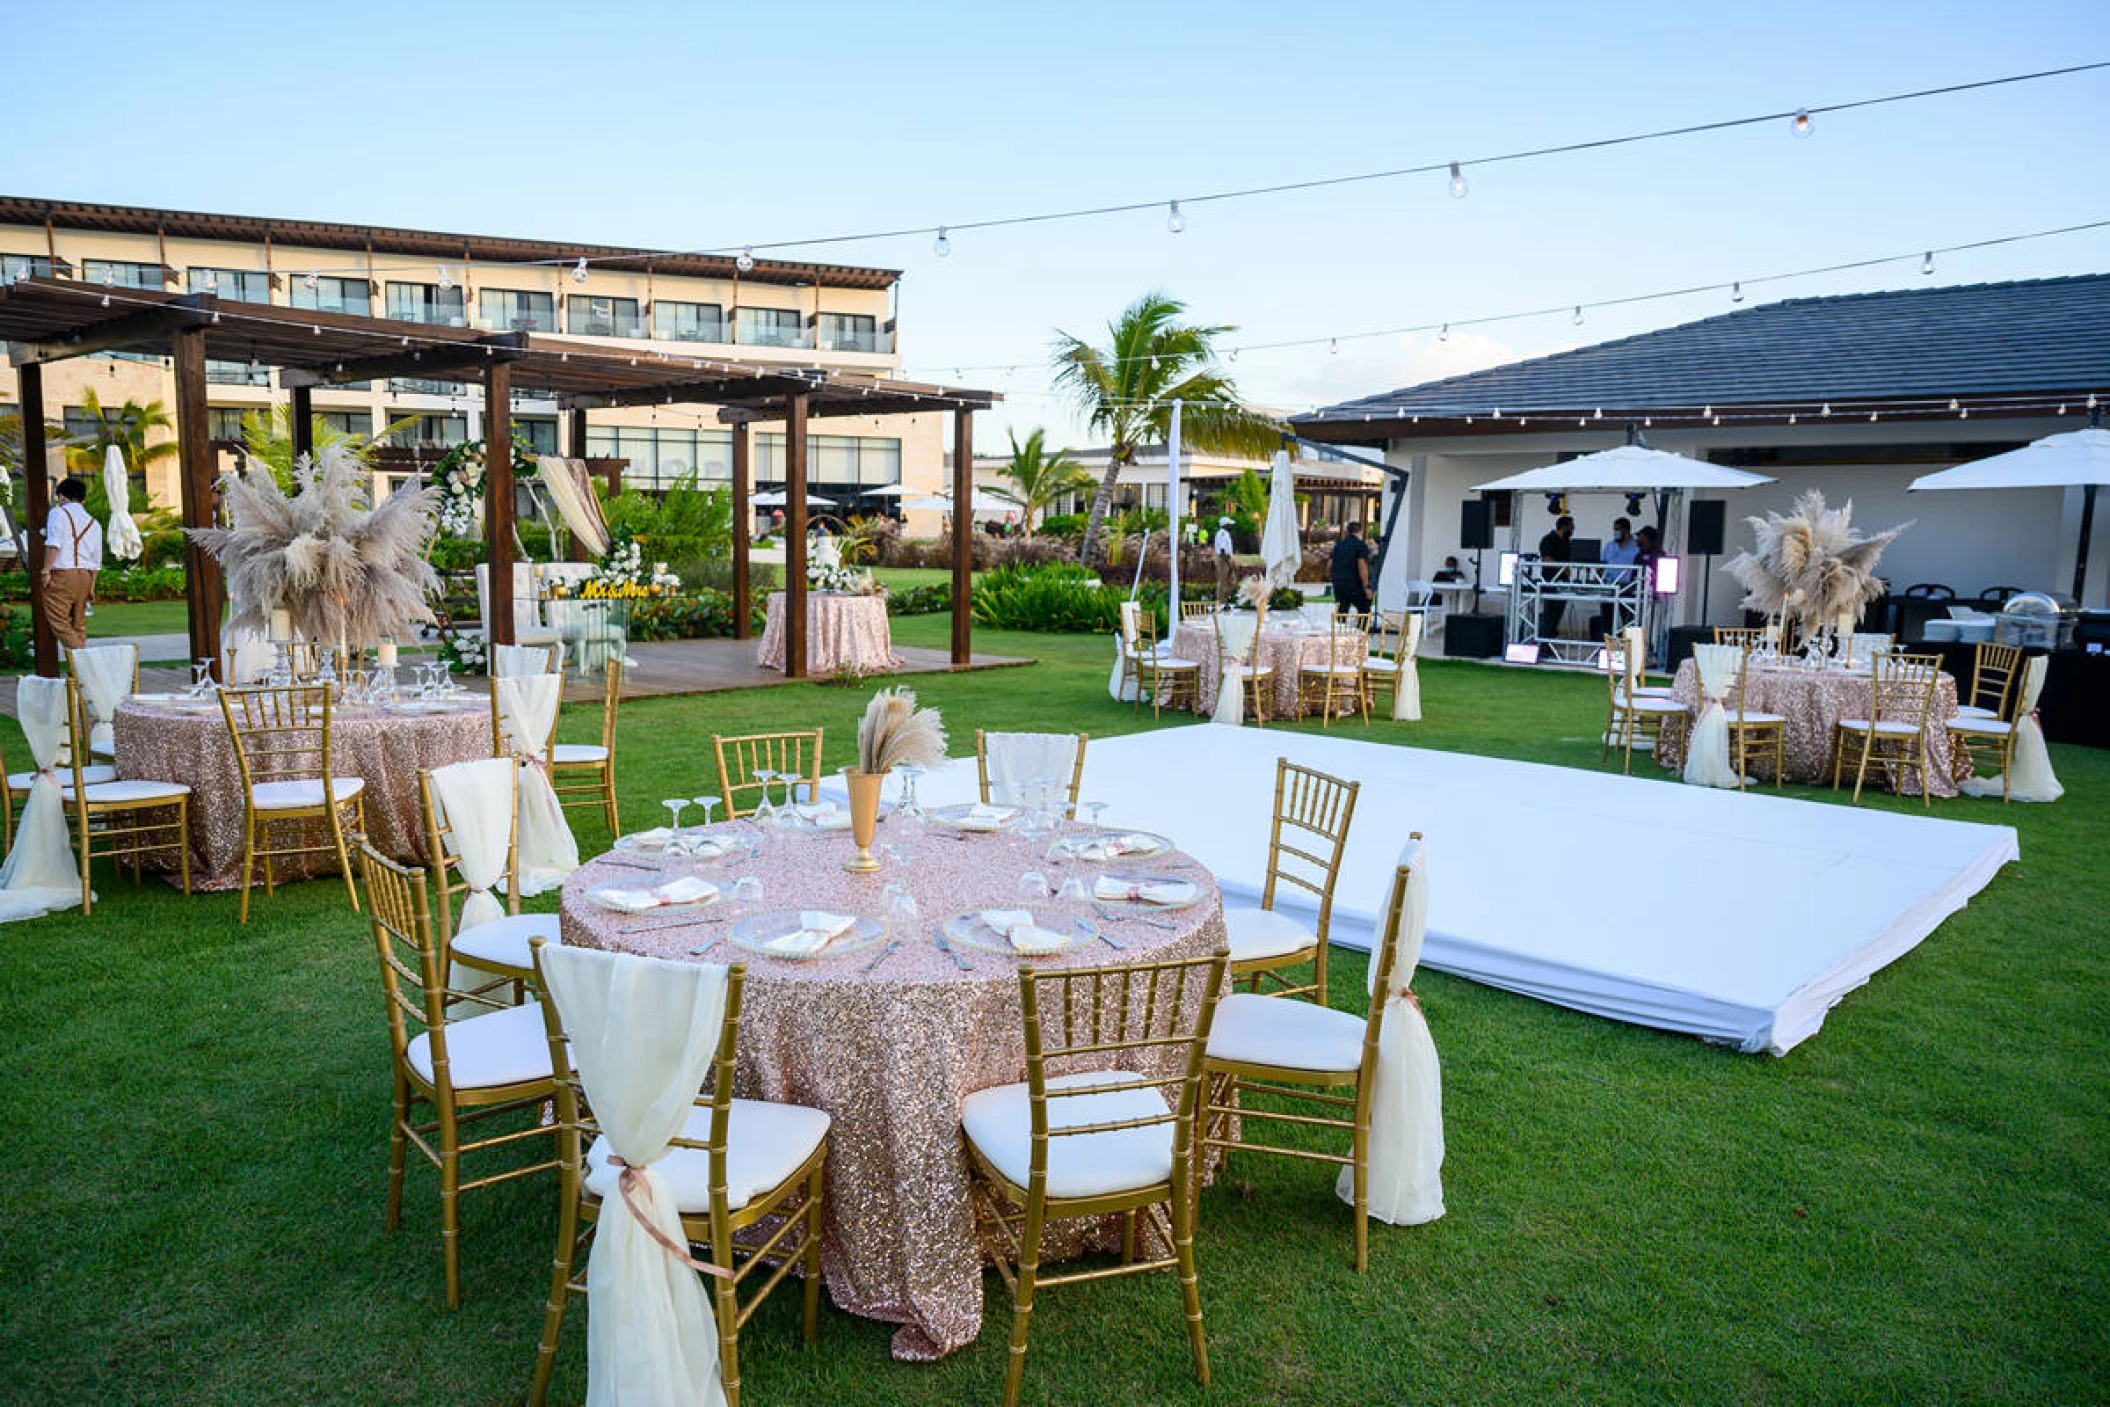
[42,476,102,650]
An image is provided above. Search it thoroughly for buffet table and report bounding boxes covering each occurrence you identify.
[1656,659,1966,796]
[1169,615,1364,719]
[559,815,1224,1360]
[758,591,900,675]
[113,693,491,889]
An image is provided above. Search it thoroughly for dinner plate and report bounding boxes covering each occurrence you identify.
[944,908,1091,957]
[615,830,745,860]
[1048,828,1174,864]
[927,802,1020,832]
[584,881,720,914]
[729,910,886,961]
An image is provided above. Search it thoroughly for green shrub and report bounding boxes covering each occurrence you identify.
[625,589,762,641]
[969,561,1164,633]
[1036,512,1086,539]
[886,582,952,616]
[0,604,32,668]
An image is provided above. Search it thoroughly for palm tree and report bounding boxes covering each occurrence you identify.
[61,389,177,516]
[1052,291,1282,565]
[992,428,1093,537]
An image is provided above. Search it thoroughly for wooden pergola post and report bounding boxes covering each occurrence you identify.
[783,393,809,678]
[952,405,976,665]
[567,406,588,460]
[486,362,515,647]
[730,421,752,641]
[17,361,56,676]
[172,325,224,675]
[289,384,313,462]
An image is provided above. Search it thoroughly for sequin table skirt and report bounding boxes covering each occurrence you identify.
[561,821,1226,1361]
[758,592,901,675]
[113,697,493,890]
[1171,621,1363,718]
[1655,661,1966,795]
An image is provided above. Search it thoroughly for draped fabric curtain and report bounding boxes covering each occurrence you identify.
[1682,644,1743,788]
[68,643,135,755]
[1211,614,1259,726]
[1336,838,1443,1225]
[0,677,85,922]
[1964,655,2063,802]
[1391,614,1424,722]
[493,673,578,893]
[537,945,731,1407]
[534,456,610,561]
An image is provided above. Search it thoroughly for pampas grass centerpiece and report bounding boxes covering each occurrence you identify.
[1722,489,1911,647]
[854,686,948,776]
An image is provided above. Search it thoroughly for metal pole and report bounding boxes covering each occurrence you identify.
[1165,400,1181,609]
[951,406,975,665]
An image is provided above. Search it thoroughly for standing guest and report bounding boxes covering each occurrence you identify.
[1330,521,1374,616]
[42,476,102,651]
[1635,525,1663,585]
[1596,517,1640,637]
[1536,514,1574,643]
[1213,515,1236,602]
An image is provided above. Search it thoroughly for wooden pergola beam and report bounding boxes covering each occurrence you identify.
[289,384,313,461]
[6,292,212,364]
[279,331,526,388]
[952,406,975,665]
[486,360,515,648]
[17,361,56,676]
[173,324,224,676]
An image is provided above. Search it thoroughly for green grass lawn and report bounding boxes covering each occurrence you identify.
[1,619,2103,1405]
[82,598,191,639]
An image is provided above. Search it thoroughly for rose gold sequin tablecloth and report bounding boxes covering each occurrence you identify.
[1655,660,1966,796]
[758,592,901,674]
[113,696,493,889]
[561,822,1225,1361]
[1170,620,1363,719]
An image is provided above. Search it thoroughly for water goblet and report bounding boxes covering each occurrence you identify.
[894,764,927,827]
[1082,800,1108,831]
[880,842,909,872]
[731,874,765,910]
[751,769,777,824]
[886,889,920,935]
[692,796,721,832]
[1017,870,1051,902]
[663,797,690,835]
[1057,875,1091,908]
[190,659,214,697]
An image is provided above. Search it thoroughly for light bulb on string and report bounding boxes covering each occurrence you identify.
[1439,324,1449,342]
[1166,200,1184,234]
[436,266,453,291]
[204,271,219,291]
[100,292,109,307]
[1571,306,1584,326]
[735,246,755,272]
[1791,109,1813,138]
[933,227,951,257]
[1447,162,1468,198]
[303,269,319,290]
[571,258,589,283]
[1731,282,1744,303]
[1921,251,1935,276]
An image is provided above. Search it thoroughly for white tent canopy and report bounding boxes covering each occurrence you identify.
[1906,427,2110,492]
[1473,445,1776,493]
[752,489,836,507]
[903,489,1022,514]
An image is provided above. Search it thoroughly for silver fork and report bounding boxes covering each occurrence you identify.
[1095,902,1177,931]
[933,928,972,971]
[859,940,903,976]
[1075,916,1123,951]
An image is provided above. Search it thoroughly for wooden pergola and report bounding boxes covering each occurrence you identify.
[0,278,996,679]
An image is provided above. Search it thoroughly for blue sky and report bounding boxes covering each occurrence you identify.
[9,0,2106,447]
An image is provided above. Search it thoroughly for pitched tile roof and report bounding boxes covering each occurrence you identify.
[1294,274,2110,428]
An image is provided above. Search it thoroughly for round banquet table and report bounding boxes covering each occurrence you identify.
[559,817,1226,1361]
[1654,658,1967,796]
[758,591,901,675]
[113,694,492,890]
[1170,616,1364,719]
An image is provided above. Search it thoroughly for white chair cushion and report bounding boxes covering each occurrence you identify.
[76,778,191,804]
[1224,905,1317,963]
[450,913,563,973]
[1617,697,1687,715]
[1205,992,1366,1074]
[1953,704,1997,720]
[1150,657,1201,671]
[1362,656,1401,672]
[9,764,116,790]
[1838,719,1921,737]
[406,999,553,1090]
[1946,718,2015,737]
[1727,711,1788,726]
[251,777,366,810]
[1631,685,1676,698]
[585,1098,831,1213]
[1301,664,1364,677]
[551,743,609,765]
[961,1070,1174,1199]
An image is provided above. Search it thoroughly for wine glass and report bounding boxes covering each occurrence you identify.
[692,796,721,832]
[190,659,214,697]
[1057,875,1091,908]
[1082,800,1108,832]
[894,764,926,827]
[1017,870,1050,902]
[662,797,689,835]
[750,769,777,824]
[732,875,765,910]
[886,888,920,936]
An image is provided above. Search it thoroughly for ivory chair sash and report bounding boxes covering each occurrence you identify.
[1211,613,1260,726]
[1982,655,2062,802]
[429,758,518,932]
[0,677,85,922]
[1108,602,1144,703]
[535,944,734,1407]
[1682,645,1744,789]
[1366,612,1423,722]
[977,731,1087,813]
[68,642,136,756]
[493,673,579,893]
[494,643,559,678]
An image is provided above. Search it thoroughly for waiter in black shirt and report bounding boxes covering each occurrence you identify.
[1330,522,1373,616]
[1537,514,1574,644]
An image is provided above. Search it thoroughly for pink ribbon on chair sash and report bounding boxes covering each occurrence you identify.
[603,1155,734,1280]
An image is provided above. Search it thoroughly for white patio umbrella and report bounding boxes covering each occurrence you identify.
[1260,449,1302,590]
[1908,425,2110,604]
[751,489,836,507]
[102,444,144,562]
[1471,444,1776,494]
[904,489,1022,514]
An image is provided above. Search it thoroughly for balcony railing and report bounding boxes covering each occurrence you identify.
[653,317,729,344]
[817,328,892,354]
[571,312,646,338]
[737,323,812,350]
[478,313,556,333]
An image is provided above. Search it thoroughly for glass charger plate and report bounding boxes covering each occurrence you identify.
[1091,876,1203,913]
[584,883,721,914]
[944,908,1092,957]
[1048,828,1175,864]
[613,831,743,859]
[729,910,886,962]
[927,802,1020,833]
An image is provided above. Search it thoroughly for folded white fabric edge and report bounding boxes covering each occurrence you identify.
[1091,876,1196,905]
[768,910,858,953]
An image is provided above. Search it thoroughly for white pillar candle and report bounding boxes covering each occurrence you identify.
[377,639,398,668]
[269,608,292,641]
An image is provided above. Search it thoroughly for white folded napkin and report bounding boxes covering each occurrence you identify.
[626,826,676,849]
[1092,876,1197,907]
[655,876,719,906]
[980,908,1068,954]
[954,804,1017,832]
[588,876,719,913]
[1072,832,1159,861]
[792,801,839,819]
[809,810,853,831]
[768,910,858,954]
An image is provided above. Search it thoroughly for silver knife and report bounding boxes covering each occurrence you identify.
[1076,916,1123,951]
[859,940,902,975]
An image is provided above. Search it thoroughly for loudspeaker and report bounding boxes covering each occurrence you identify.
[1444,613,1505,658]
[1460,499,1494,549]
[1689,499,1727,556]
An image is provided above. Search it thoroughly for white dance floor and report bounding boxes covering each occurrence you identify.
[912,726,2019,1055]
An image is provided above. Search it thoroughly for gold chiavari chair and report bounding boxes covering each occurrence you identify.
[1713,626,1766,649]
[1724,645,1787,789]
[711,730,825,819]
[1831,652,1943,807]
[418,761,560,998]
[489,672,563,760]
[1225,758,1358,1005]
[1954,641,2023,721]
[221,684,366,921]
[975,730,1089,815]
[1947,654,2030,802]
[1200,837,1424,1272]
[61,675,191,913]
[551,654,623,834]
[1298,611,1369,725]
[1214,610,1276,726]
[1136,613,1202,718]
[358,843,559,1307]
[1601,635,1688,774]
[1178,599,1218,623]
[65,641,138,759]
[1359,610,1413,717]
[526,947,829,1407]
[961,950,1228,1407]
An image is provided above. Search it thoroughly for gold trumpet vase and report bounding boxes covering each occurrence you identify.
[843,768,887,873]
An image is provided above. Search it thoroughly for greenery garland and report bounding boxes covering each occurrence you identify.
[429,438,540,539]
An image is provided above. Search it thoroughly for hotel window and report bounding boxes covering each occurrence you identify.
[736,307,805,349]
[316,410,369,438]
[817,312,881,354]
[388,377,456,395]
[481,288,556,332]
[385,280,467,326]
[514,417,559,455]
[387,413,468,448]
[206,359,271,386]
[567,295,643,338]
[206,407,250,442]
[188,268,272,302]
[82,259,165,290]
[586,425,732,491]
[652,299,725,343]
[60,406,101,440]
[2,254,57,282]
[290,275,371,317]
[755,433,901,487]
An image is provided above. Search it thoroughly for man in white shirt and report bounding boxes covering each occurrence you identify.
[1213,515,1236,602]
[42,476,102,649]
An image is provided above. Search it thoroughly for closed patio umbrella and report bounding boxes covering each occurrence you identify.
[1261,449,1302,590]
[102,444,143,562]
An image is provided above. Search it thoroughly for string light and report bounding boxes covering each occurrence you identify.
[1731,281,1744,302]
[1921,251,1936,275]
[1166,201,1185,234]
[203,272,219,291]
[736,246,755,272]
[1448,161,1469,199]
[436,266,453,291]
[1571,305,1584,325]
[1791,109,1813,138]
[932,227,951,257]
[1439,324,1449,341]
[303,270,319,290]
[571,258,589,283]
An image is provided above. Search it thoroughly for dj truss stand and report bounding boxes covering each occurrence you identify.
[1507,561,1648,666]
